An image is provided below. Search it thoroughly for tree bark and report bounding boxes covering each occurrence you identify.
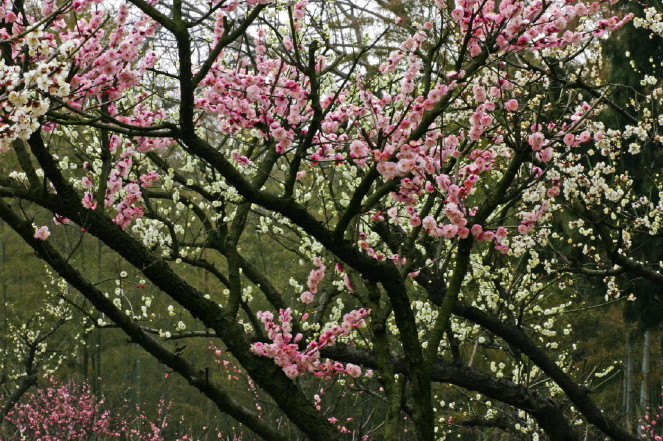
[625,331,634,431]
[641,330,651,413]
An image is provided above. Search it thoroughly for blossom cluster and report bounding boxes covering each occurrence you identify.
[639,404,663,441]
[251,307,368,378]
[300,256,326,304]
[634,7,663,36]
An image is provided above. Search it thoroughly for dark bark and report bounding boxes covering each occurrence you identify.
[321,345,580,441]
[0,374,36,422]
[453,303,638,441]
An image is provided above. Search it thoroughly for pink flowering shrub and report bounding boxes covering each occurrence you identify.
[3,380,122,441]
[2,379,192,441]
[640,405,663,441]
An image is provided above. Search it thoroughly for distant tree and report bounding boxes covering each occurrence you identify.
[0,287,70,423]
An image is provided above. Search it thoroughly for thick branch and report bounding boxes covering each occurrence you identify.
[321,345,579,441]
[453,302,638,441]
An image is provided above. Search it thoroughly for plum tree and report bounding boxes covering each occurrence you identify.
[0,0,661,440]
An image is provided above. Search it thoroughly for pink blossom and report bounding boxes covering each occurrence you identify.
[139,171,159,187]
[272,127,288,141]
[282,36,294,51]
[528,132,546,151]
[518,223,531,235]
[53,214,70,225]
[307,260,326,293]
[440,224,458,238]
[422,216,437,231]
[246,84,261,101]
[473,85,486,102]
[481,231,495,241]
[504,99,519,111]
[537,147,553,163]
[300,291,314,304]
[34,226,50,240]
[82,191,98,210]
[377,162,399,179]
[349,140,369,159]
[563,133,576,146]
[345,363,362,378]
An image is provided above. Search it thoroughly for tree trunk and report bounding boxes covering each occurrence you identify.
[641,330,651,414]
[93,240,103,396]
[1,221,7,371]
[625,331,634,431]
